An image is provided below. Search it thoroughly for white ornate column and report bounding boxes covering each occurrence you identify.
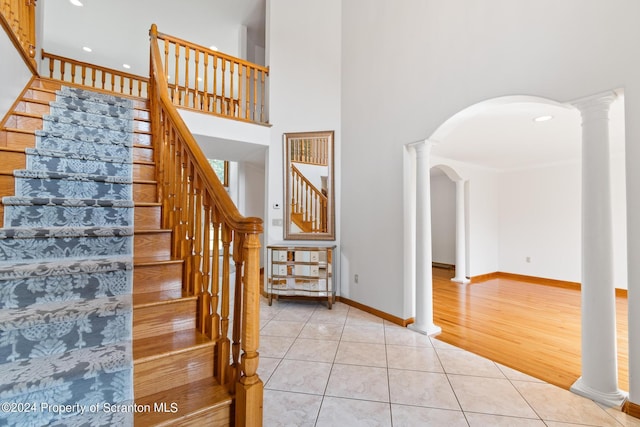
[451,179,470,284]
[409,140,441,336]
[570,92,627,407]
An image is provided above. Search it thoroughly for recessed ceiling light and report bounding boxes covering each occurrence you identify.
[69,0,83,6]
[122,64,131,69]
[533,115,553,122]
[82,46,92,52]
[209,45,218,51]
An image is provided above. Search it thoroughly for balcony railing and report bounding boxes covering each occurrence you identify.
[41,50,150,98]
[155,29,269,125]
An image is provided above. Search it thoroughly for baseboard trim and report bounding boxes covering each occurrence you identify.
[470,272,500,283]
[432,262,454,270]
[497,272,581,290]
[337,296,414,327]
[469,271,628,297]
[624,400,640,419]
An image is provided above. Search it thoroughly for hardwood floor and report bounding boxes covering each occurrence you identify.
[432,267,629,392]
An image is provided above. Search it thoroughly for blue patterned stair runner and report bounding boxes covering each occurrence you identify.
[0,86,135,426]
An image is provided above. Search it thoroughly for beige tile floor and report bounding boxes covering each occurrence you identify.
[259,298,640,427]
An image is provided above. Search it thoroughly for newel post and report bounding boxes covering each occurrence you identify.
[235,232,263,427]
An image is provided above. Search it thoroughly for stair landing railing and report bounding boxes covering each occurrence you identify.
[150,24,263,427]
[154,28,269,125]
[41,50,149,98]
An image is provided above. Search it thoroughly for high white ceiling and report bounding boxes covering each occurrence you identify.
[40,2,625,172]
[41,0,266,78]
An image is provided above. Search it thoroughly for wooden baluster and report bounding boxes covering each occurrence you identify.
[179,148,190,264]
[185,159,196,295]
[48,56,54,78]
[229,61,235,117]
[81,65,86,86]
[245,66,250,120]
[260,70,266,123]
[174,42,180,105]
[218,223,232,386]
[203,53,209,112]
[176,146,187,262]
[252,67,258,122]
[91,68,96,88]
[163,38,169,81]
[100,70,106,90]
[312,194,317,232]
[70,63,76,84]
[210,211,222,378]
[221,59,227,115]
[291,168,297,214]
[306,185,311,223]
[200,197,212,336]
[60,60,66,81]
[237,63,243,119]
[235,232,263,427]
[195,48,201,110]
[184,46,190,108]
[163,123,173,229]
[170,129,181,258]
[27,0,35,58]
[213,54,218,114]
[231,234,245,393]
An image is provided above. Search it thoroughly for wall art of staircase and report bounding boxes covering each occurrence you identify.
[0,86,135,426]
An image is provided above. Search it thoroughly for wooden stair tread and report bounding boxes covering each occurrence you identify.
[1,128,34,135]
[134,376,232,425]
[133,290,196,308]
[134,257,182,266]
[133,329,213,362]
[21,97,50,105]
[135,228,171,235]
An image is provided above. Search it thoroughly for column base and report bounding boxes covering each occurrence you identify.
[408,322,441,336]
[451,276,470,284]
[570,377,628,408]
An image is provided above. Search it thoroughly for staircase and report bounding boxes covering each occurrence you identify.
[0,79,233,426]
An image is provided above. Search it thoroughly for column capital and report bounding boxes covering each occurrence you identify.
[570,91,617,119]
[408,139,438,152]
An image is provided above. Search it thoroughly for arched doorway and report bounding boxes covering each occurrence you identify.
[405,93,627,406]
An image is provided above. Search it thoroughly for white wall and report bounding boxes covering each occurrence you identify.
[1,30,31,123]
[430,173,455,265]
[265,0,341,247]
[496,156,627,288]
[498,162,581,282]
[341,0,640,318]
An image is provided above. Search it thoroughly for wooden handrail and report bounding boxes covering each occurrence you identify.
[290,164,328,233]
[41,50,149,97]
[0,0,38,74]
[149,24,263,427]
[155,29,269,125]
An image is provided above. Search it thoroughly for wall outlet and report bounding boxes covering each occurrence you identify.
[354,274,359,284]
[526,256,531,263]
[272,218,283,226]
